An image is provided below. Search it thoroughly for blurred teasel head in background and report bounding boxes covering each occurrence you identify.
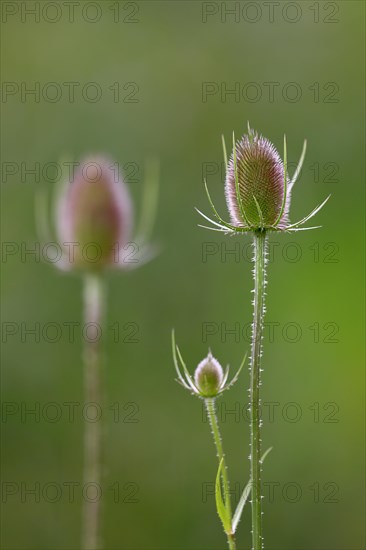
[56,158,133,271]
[36,155,159,273]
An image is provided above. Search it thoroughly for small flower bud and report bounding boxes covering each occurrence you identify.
[194,353,224,397]
[225,130,289,229]
[57,157,132,271]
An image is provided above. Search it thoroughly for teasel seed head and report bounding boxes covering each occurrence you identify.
[225,128,289,229]
[57,157,132,271]
[196,123,330,235]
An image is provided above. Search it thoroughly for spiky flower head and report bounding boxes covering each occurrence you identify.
[57,157,132,271]
[225,129,289,229]
[172,331,246,399]
[194,353,224,398]
[197,123,330,234]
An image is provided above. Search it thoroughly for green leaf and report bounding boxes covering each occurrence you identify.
[232,478,251,534]
[215,458,232,534]
[260,446,273,464]
[232,447,273,534]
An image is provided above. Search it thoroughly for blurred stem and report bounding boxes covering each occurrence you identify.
[82,273,105,550]
[205,398,236,550]
[250,230,267,550]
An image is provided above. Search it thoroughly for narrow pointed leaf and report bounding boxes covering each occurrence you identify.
[215,458,232,534]
[232,479,251,533]
[232,446,273,533]
[260,446,273,464]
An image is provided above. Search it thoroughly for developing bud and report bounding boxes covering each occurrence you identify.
[173,331,246,398]
[225,129,289,229]
[194,353,224,398]
[57,158,132,271]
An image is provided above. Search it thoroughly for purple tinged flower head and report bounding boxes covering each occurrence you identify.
[194,352,224,398]
[57,157,133,271]
[225,129,289,229]
[197,126,329,235]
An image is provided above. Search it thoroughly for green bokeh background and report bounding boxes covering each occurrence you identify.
[1,1,365,549]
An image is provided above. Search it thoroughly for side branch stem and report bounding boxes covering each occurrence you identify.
[205,398,236,550]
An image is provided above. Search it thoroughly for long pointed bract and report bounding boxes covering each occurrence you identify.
[202,182,245,231]
[286,225,322,232]
[197,224,234,234]
[286,194,331,229]
[196,207,250,233]
[172,330,189,388]
[253,195,264,228]
[222,134,229,171]
[289,139,307,190]
[273,134,287,227]
[225,352,247,391]
[175,345,198,393]
[233,131,251,226]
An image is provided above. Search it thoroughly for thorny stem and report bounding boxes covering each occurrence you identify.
[82,273,105,550]
[250,230,267,550]
[205,398,236,550]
